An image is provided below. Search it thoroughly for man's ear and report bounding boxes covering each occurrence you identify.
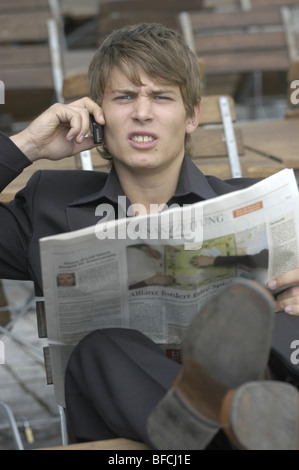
[186,101,201,135]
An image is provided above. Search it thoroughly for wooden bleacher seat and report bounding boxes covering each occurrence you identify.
[178,6,299,101]
[60,0,100,21]
[0,0,57,123]
[203,0,299,12]
[98,0,204,38]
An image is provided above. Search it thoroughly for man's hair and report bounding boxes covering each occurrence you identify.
[88,23,201,158]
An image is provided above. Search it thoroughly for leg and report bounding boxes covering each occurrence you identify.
[65,327,181,446]
[147,278,276,449]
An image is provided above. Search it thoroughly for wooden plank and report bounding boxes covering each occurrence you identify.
[204,74,241,96]
[194,31,286,54]
[236,119,299,169]
[191,128,244,157]
[63,49,97,75]
[204,0,299,10]
[0,0,49,12]
[60,0,100,19]
[0,45,51,67]
[192,149,285,179]
[200,95,236,123]
[203,0,239,9]
[99,13,181,36]
[1,67,53,90]
[3,89,54,123]
[251,0,299,10]
[63,70,90,101]
[181,9,282,32]
[0,11,50,43]
[191,156,232,178]
[100,0,203,14]
[201,50,289,74]
[240,149,285,178]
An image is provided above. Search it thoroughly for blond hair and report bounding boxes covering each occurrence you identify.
[89,23,201,158]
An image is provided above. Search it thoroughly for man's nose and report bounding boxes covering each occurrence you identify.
[132,97,153,122]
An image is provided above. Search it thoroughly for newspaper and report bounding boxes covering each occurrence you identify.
[39,168,299,405]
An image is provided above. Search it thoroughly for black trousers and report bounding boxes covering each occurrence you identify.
[65,328,232,449]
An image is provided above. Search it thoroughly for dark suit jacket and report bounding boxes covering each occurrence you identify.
[0,132,258,294]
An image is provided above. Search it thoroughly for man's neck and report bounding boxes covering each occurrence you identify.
[114,160,182,215]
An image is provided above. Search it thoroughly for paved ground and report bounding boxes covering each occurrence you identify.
[0,280,61,450]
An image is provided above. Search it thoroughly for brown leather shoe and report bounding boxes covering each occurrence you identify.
[147,278,275,449]
[221,381,299,450]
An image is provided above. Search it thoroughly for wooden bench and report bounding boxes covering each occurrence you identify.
[236,118,299,178]
[190,95,285,179]
[203,0,299,12]
[179,6,299,101]
[0,0,55,123]
[60,0,100,20]
[98,0,204,38]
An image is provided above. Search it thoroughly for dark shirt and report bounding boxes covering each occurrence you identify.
[0,131,259,294]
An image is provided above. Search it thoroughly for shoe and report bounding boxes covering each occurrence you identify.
[147,278,275,450]
[221,381,299,450]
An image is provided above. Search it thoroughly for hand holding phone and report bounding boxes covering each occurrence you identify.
[89,114,104,144]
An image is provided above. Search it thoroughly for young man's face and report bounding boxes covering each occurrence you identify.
[101,65,200,175]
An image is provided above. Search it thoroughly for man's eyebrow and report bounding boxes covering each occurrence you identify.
[110,88,138,95]
[149,89,176,96]
[110,88,176,96]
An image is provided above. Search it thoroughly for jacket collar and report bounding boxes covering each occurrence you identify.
[68,156,218,208]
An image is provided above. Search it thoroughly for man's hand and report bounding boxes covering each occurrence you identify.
[268,268,299,315]
[10,97,104,162]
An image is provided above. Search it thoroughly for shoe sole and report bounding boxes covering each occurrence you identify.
[147,278,275,449]
[221,381,299,450]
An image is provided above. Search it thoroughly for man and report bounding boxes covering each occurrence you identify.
[0,23,298,449]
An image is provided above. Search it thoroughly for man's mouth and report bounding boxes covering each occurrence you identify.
[130,135,155,143]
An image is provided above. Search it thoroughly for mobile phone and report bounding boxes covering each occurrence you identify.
[89,114,104,144]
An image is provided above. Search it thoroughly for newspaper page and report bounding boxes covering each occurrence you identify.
[39,169,299,405]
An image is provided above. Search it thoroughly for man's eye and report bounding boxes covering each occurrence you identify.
[118,95,132,100]
[155,96,171,101]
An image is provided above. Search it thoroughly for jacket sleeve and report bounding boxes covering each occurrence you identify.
[0,132,35,281]
[0,132,32,192]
